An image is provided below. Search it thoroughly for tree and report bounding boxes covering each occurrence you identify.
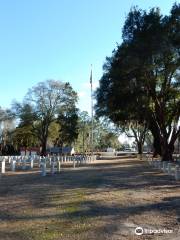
[0,107,15,155]
[12,125,39,150]
[93,118,120,150]
[11,103,39,151]
[120,122,147,154]
[95,4,180,161]
[75,111,91,153]
[75,112,120,152]
[56,105,78,149]
[48,121,60,147]
[14,80,78,155]
[0,107,7,146]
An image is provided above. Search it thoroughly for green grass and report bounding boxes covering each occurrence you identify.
[12,189,90,240]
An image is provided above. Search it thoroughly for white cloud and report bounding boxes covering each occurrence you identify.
[75,80,99,115]
[118,133,135,145]
[82,80,99,90]
[78,91,86,97]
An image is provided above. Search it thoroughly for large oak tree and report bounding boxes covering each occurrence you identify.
[95,4,180,161]
[14,80,78,155]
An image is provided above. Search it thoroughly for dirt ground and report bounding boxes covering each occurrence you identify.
[0,158,179,240]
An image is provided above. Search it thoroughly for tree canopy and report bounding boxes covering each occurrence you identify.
[95,3,180,161]
[13,80,78,155]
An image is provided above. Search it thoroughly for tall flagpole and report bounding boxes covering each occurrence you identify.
[90,64,94,156]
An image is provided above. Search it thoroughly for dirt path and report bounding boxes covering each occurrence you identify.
[0,158,179,240]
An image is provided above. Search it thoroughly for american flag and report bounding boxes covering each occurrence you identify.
[90,66,92,85]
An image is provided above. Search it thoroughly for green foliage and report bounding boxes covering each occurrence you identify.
[57,106,79,147]
[74,111,91,153]
[93,118,120,150]
[12,125,39,148]
[0,107,16,153]
[95,3,180,160]
[12,80,78,155]
[74,112,120,152]
[12,102,35,126]
[48,121,60,146]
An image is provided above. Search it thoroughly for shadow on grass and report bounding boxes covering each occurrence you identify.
[0,196,179,227]
[0,159,180,239]
[0,159,179,198]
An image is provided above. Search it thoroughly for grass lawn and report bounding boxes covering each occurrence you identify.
[0,158,179,240]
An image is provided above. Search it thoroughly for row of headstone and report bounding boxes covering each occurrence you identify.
[0,155,96,176]
[40,160,59,176]
[40,155,97,176]
[0,155,35,172]
[148,158,180,181]
[145,154,180,162]
[173,154,180,162]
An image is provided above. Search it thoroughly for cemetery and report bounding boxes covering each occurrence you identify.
[0,1,179,239]
[1,154,180,181]
[0,154,96,176]
[0,153,180,239]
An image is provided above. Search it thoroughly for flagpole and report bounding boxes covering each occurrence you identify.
[90,64,94,156]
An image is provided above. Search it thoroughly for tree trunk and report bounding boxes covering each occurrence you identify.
[161,139,174,162]
[137,142,143,154]
[41,139,47,156]
[60,142,63,156]
[148,120,162,157]
[153,135,162,157]
[161,147,173,161]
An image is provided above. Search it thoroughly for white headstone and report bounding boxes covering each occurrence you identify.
[162,161,167,172]
[158,161,162,169]
[73,157,76,168]
[11,160,16,172]
[167,163,172,175]
[51,161,55,175]
[22,157,26,170]
[1,159,5,174]
[41,162,46,176]
[175,165,180,181]
[30,158,34,169]
[57,161,61,172]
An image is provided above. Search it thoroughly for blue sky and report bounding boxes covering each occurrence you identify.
[0,0,176,113]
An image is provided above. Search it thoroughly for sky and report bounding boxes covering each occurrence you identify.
[0,0,176,117]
